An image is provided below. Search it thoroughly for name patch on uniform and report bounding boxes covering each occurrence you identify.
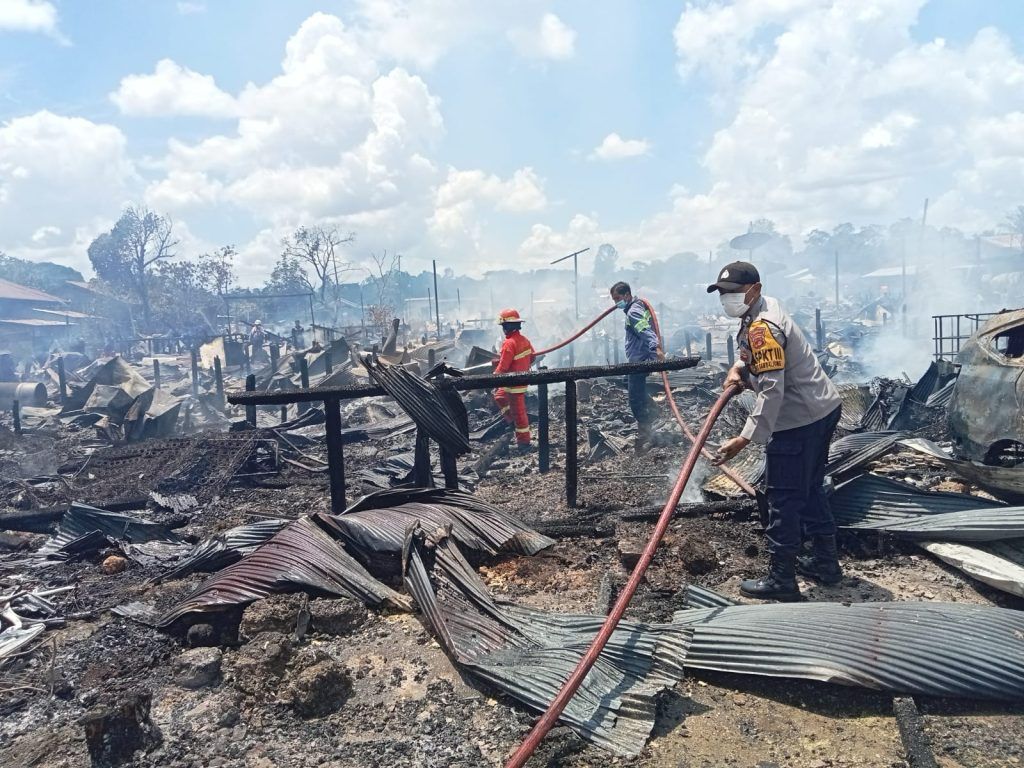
[748,320,785,374]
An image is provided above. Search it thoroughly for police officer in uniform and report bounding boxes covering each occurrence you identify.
[708,262,843,601]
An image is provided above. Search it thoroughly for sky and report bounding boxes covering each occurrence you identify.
[1,0,1023,285]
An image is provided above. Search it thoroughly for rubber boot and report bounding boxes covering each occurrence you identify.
[739,554,801,602]
[796,535,843,585]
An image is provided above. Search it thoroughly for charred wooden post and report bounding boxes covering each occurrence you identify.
[324,396,346,512]
[244,347,252,376]
[269,342,280,370]
[280,405,288,423]
[213,356,224,408]
[56,356,67,404]
[323,350,333,375]
[705,332,713,360]
[604,334,611,364]
[684,331,693,357]
[413,428,433,487]
[440,446,458,489]
[153,359,161,390]
[190,347,200,398]
[727,335,735,365]
[299,357,310,415]
[12,399,21,435]
[428,348,436,369]
[568,344,575,368]
[245,374,257,426]
[538,381,550,473]
[815,307,824,350]
[565,381,578,507]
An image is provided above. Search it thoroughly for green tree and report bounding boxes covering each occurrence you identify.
[281,225,355,301]
[87,206,179,326]
[0,251,83,294]
[198,245,237,296]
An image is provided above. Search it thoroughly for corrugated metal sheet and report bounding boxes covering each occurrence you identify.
[151,519,289,583]
[33,503,186,562]
[825,432,905,481]
[363,359,471,454]
[671,600,1024,700]
[681,584,738,609]
[835,383,874,431]
[920,540,1024,598]
[157,517,410,626]
[848,506,1024,541]
[317,488,554,570]
[925,379,956,408]
[0,277,64,303]
[828,431,906,462]
[830,474,1003,525]
[703,443,764,498]
[403,532,689,756]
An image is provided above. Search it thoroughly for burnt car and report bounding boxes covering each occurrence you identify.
[948,308,1024,475]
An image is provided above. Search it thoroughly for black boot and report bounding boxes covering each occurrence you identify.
[740,554,801,602]
[796,535,843,585]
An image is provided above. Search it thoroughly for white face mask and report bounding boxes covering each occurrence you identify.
[720,292,750,318]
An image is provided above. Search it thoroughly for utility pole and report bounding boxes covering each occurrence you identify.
[834,250,840,309]
[432,259,441,341]
[550,247,591,320]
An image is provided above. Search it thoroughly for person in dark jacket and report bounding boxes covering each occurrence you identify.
[609,282,664,444]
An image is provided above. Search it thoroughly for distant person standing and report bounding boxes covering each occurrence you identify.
[609,282,664,446]
[249,320,266,362]
[708,261,843,602]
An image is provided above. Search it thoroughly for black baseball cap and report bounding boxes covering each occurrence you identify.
[706,261,761,293]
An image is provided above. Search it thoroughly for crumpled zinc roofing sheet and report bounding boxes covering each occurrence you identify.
[825,432,905,481]
[34,503,185,561]
[671,599,1024,700]
[363,360,471,455]
[152,518,289,584]
[830,474,1003,525]
[403,531,688,756]
[847,505,1024,541]
[319,488,554,563]
[157,516,410,626]
[835,383,874,431]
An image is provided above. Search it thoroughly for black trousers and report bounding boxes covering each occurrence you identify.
[763,405,842,558]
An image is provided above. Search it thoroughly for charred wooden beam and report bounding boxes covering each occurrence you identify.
[538,381,550,473]
[565,380,578,508]
[324,396,346,512]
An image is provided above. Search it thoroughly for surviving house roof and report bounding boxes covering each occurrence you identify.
[0,278,64,304]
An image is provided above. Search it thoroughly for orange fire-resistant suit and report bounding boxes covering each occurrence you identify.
[493,329,535,444]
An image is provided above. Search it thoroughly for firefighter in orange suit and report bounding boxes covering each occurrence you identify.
[493,309,535,450]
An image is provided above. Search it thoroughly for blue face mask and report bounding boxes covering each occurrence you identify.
[615,299,628,310]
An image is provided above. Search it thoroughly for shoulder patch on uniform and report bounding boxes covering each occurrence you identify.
[748,320,785,374]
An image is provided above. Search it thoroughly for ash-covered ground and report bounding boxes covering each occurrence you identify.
[2,379,1023,768]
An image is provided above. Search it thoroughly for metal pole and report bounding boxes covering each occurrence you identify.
[191,347,199,397]
[573,253,579,320]
[153,359,161,390]
[705,332,713,361]
[56,356,67,405]
[565,381,578,507]
[245,374,257,426]
[324,396,346,512]
[538,381,550,474]
[834,250,840,309]
[433,259,441,341]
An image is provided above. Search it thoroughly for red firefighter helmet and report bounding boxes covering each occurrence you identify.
[497,308,524,325]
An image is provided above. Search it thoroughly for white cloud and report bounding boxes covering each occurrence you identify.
[0,111,137,272]
[111,58,237,118]
[0,0,66,43]
[176,1,206,14]
[508,13,576,60]
[590,133,652,161]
